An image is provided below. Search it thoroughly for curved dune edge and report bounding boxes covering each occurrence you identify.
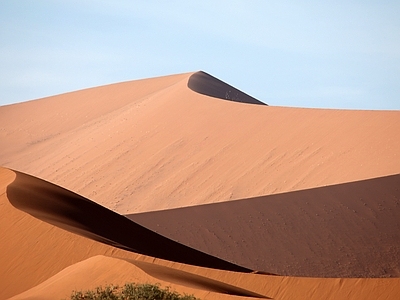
[0,167,261,299]
[10,255,400,300]
[6,168,251,273]
[188,71,266,105]
[10,256,269,300]
[127,259,269,298]
[0,167,122,299]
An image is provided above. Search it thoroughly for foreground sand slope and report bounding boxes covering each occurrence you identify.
[1,72,399,214]
[2,167,400,300]
[10,255,261,300]
[11,255,400,300]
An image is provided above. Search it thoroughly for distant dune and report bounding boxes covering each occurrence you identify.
[1,71,400,299]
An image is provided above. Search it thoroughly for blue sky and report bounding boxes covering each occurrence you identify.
[1,1,399,109]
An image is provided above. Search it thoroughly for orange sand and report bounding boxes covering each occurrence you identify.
[1,71,400,299]
[2,168,400,300]
[1,72,399,214]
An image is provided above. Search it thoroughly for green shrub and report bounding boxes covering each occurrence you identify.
[68,282,199,300]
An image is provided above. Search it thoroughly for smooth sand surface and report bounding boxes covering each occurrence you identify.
[1,71,400,299]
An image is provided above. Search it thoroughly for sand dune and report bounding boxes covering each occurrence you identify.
[0,167,252,299]
[11,254,400,300]
[7,168,250,272]
[0,169,400,299]
[2,166,400,299]
[1,71,399,214]
[1,71,400,299]
[10,255,264,300]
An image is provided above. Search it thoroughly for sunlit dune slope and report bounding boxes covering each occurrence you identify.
[1,71,399,214]
[129,174,400,278]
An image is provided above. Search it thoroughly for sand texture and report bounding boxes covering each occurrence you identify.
[1,72,399,214]
[1,71,400,299]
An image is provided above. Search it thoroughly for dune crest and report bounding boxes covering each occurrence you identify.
[188,71,265,105]
[6,168,251,273]
[1,167,263,299]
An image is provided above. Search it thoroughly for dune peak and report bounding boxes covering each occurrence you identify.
[188,71,266,105]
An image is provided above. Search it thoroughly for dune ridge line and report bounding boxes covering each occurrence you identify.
[188,71,266,105]
[5,168,252,273]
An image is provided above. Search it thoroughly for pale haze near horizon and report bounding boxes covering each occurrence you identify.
[0,1,399,110]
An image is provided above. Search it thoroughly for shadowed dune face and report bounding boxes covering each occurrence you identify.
[129,174,400,278]
[128,260,270,299]
[6,169,251,273]
[187,71,266,105]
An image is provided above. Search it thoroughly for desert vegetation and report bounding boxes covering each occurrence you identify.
[68,282,199,300]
